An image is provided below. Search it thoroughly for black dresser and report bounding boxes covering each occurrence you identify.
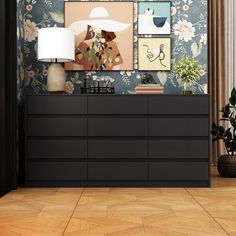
[25,95,210,187]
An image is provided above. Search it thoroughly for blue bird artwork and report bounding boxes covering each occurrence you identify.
[138,2,171,35]
[153,17,167,28]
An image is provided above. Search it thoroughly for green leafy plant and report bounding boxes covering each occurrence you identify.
[174,57,201,83]
[211,88,236,155]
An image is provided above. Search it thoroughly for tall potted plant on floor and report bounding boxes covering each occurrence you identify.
[211,88,236,177]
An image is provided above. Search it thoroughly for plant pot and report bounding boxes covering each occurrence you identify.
[183,90,193,95]
[217,155,236,177]
[182,82,193,95]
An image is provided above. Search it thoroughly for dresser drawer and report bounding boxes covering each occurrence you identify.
[28,139,87,159]
[88,118,147,136]
[149,96,209,115]
[149,162,209,181]
[88,140,147,158]
[27,161,87,181]
[88,162,148,180]
[149,139,208,159]
[149,118,208,137]
[27,96,87,114]
[88,96,147,114]
[28,118,87,137]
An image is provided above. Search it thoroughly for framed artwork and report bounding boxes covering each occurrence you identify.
[138,1,171,35]
[138,38,171,71]
[64,1,134,71]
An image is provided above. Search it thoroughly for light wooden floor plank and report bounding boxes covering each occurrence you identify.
[0,188,83,236]
[188,168,236,236]
[0,168,236,236]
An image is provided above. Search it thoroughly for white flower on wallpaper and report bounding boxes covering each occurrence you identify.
[157,72,168,86]
[200,34,207,45]
[45,0,53,7]
[171,6,177,16]
[173,20,196,42]
[191,41,203,58]
[17,0,208,97]
[183,4,189,12]
[24,19,38,42]
[65,81,75,95]
[49,10,64,23]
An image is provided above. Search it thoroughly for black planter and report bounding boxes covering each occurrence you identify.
[217,155,236,177]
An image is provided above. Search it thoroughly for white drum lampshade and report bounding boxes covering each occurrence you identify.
[38,27,75,92]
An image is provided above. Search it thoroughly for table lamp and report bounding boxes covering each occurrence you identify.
[37,27,75,92]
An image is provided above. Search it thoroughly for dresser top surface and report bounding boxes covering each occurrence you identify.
[27,94,209,97]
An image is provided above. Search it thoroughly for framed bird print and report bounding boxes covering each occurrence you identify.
[64,1,134,71]
[138,38,171,71]
[138,1,171,35]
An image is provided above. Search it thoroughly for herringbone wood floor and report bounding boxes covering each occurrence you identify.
[0,167,236,236]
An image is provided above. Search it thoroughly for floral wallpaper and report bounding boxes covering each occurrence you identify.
[17,0,25,101]
[17,0,208,98]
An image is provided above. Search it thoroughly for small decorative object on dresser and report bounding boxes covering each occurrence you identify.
[174,57,201,95]
[135,84,164,94]
[136,73,164,94]
[81,74,115,94]
[37,27,75,93]
[211,88,236,177]
[141,73,154,84]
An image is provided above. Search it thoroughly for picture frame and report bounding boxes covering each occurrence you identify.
[138,37,171,71]
[64,1,134,71]
[138,1,171,35]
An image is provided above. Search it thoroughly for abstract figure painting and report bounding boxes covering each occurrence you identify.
[64,2,133,71]
[138,38,171,71]
[138,1,171,35]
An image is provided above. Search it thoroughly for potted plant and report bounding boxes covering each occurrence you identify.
[174,57,201,95]
[211,88,236,177]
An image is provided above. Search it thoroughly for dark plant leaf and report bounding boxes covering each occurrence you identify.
[229,88,236,105]
[211,122,225,139]
[225,128,233,140]
[224,139,233,149]
[230,117,236,128]
[219,103,231,118]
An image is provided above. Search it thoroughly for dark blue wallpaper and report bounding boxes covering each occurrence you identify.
[17,0,208,98]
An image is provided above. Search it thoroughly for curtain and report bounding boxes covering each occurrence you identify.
[208,0,228,164]
[227,0,236,94]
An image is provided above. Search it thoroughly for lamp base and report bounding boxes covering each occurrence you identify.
[47,63,66,92]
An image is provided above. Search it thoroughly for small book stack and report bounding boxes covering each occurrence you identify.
[135,84,164,94]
